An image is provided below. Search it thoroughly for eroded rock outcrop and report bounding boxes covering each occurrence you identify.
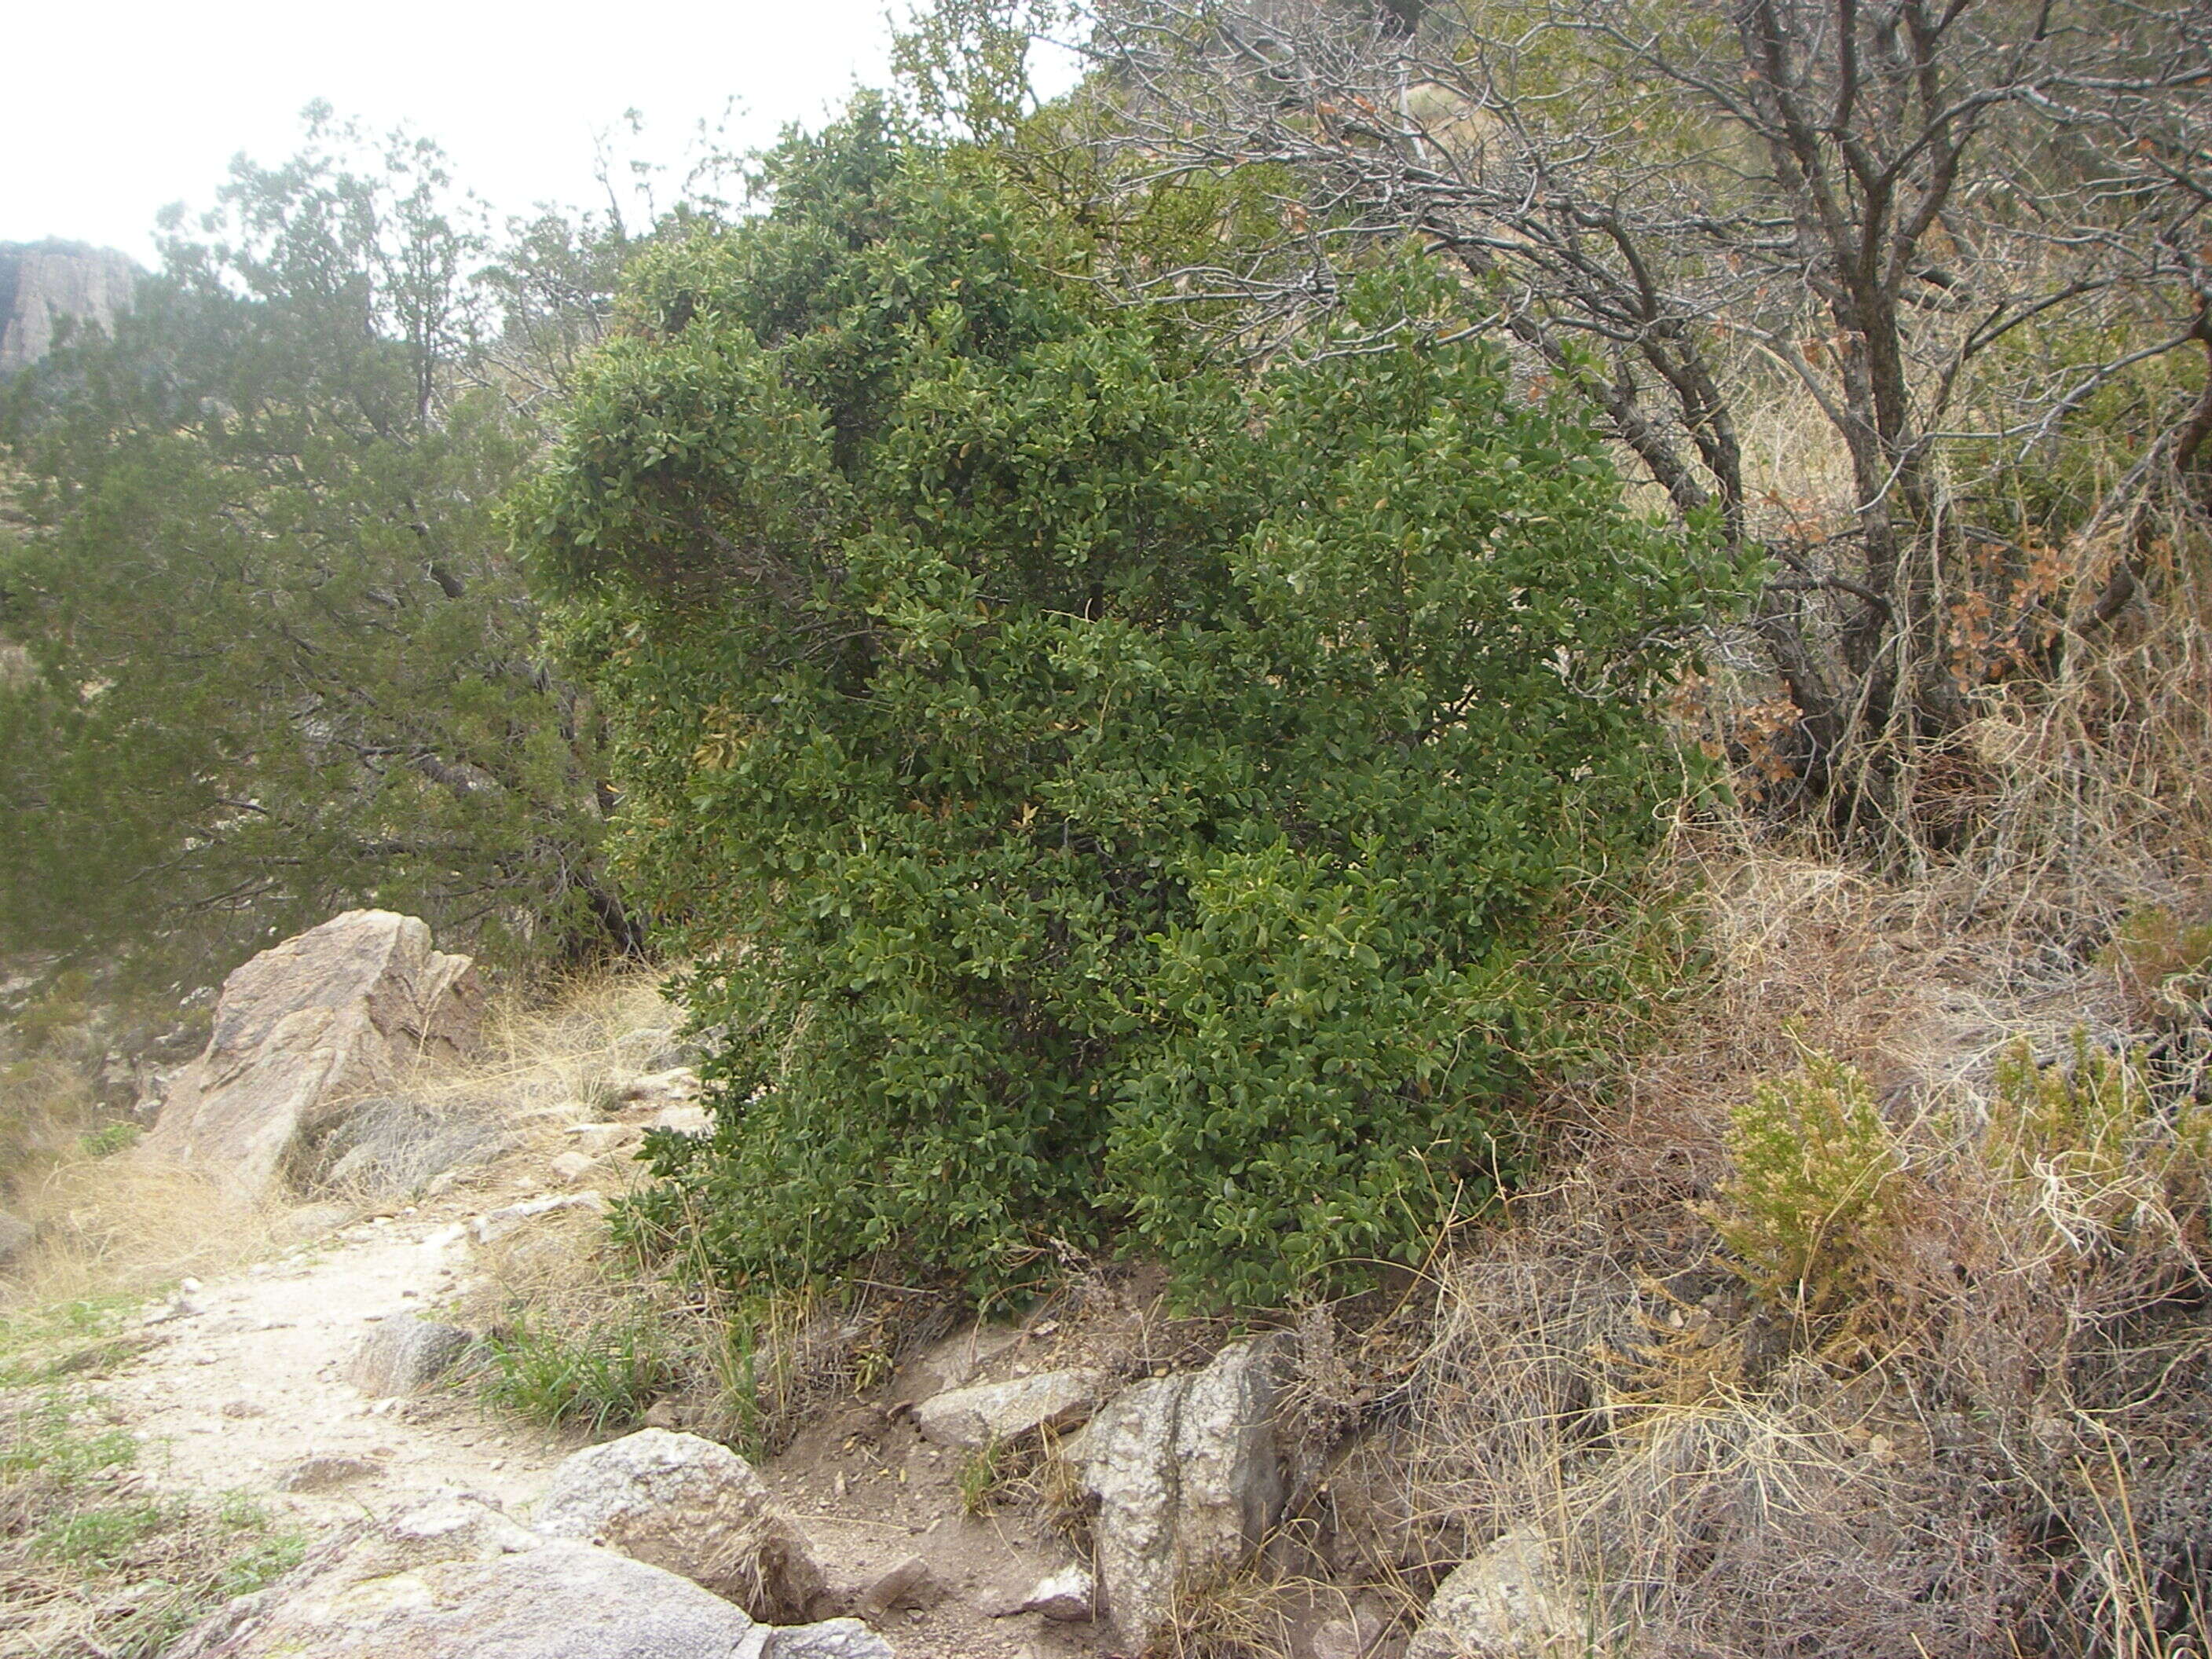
[1079,1335,1294,1651]
[0,241,137,374]
[145,911,485,1200]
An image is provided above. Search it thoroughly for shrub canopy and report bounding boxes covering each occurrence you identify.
[517,108,1735,1304]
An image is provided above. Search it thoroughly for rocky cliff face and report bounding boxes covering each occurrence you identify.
[0,240,138,374]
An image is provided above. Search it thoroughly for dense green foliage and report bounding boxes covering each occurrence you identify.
[0,125,635,994]
[519,110,1734,1304]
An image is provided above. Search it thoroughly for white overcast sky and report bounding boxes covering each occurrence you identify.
[3,0,964,262]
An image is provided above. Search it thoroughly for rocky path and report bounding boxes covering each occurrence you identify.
[83,1202,1115,1659]
[29,910,1381,1658]
[110,1212,567,1525]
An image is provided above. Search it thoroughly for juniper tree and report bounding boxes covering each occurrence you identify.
[0,116,639,995]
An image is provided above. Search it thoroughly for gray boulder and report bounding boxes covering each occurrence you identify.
[1404,1525,1578,1659]
[1080,1335,1293,1652]
[763,1620,894,1658]
[913,1368,1104,1449]
[144,911,484,1201]
[170,1491,770,1658]
[346,1313,473,1397]
[533,1428,829,1622]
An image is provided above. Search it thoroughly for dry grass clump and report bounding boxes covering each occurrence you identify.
[1906,573,2212,954]
[1389,830,2212,1659]
[0,1162,291,1312]
[343,962,685,1144]
[0,1053,99,1192]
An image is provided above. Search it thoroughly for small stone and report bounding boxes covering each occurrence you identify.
[855,1553,936,1616]
[651,1103,712,1135]
[276,1454,383,1492]
[1404,1525,1574,1659]
[474,1192,606,1243]
[564,1122,643,1156]
[346,1312,473,1396]
[617,1067,701,1106]
[1311,1604,1389,1659]
[1024,1565,1095,1622]
[914,1368,1105,1449]
[551,1150,598,1185]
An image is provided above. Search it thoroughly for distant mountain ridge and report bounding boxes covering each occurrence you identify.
[0,240,138,375]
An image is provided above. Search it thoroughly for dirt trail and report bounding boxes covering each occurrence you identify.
[105,1211,566,1525]
[88,1204,1110,1659]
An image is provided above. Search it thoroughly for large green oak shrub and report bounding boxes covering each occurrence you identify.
[515,108,1736,1306]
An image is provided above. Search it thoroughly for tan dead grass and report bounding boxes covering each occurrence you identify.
[1375,803,2212,1659]
[2,1162,292,1313]
[382,961,682,1130]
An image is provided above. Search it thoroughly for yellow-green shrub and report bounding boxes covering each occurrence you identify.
[1985,1032,2210,1236]
[1707,1053,1904,1315]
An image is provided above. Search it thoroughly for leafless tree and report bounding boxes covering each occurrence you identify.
[1068,0,2212,823]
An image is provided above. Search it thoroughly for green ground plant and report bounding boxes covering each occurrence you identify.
[77,1123,141,1159]
[0,1386,303,1657]
[520,102,1738,1306]
[2105,907,2212,1035]
[1985,1032,2212,1236]
[478,1309,681,1434]
[1707,1052,1906,1317]
[956,1435,1008,1518]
